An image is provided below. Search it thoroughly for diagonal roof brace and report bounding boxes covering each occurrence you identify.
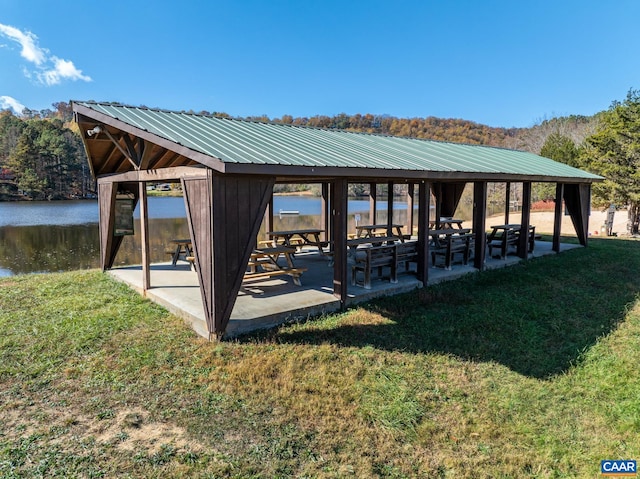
[88,124,140,170]
[122,134,143,170]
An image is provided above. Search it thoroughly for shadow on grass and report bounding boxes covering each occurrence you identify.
[248,238,640,379]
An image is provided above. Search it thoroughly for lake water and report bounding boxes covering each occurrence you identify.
[0,196,415,277]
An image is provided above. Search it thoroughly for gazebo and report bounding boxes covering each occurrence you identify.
[73,101,602,339]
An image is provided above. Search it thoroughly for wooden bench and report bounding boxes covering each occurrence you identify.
[351,244,397,289]
[430,230,474,269]
[487,226,535,259]
[350,241,419,289]
[243,267,308,286]
[396,240,419,271]
[247,246,307,285]
[187,250,308,285]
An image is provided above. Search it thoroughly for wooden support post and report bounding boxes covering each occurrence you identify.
[518,182,532,258]
[332,179,348,304]
[407,183,415,238]
[369,182,377,224]
[387,181,394,236]
[265,194,274,241]
[321,182,329,242]
[553,183,564,252]
[473,181,487,269]
[139,181,150,290]
[504,182,511,225]
[417,181,430,283]
[434,183,442,228]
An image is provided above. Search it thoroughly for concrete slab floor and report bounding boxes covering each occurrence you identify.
[109,240,581,340]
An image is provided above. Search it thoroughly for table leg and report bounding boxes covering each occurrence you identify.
[312,233,323,253]
[283,252,296,269]
[172,245,181,266]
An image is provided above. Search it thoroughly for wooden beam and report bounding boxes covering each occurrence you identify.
[122,134,141,169]
[224,162,598,184]
[97,166,209,184]
[104,128,138,170]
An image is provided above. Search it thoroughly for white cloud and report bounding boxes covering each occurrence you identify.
[0,23,46,65]
[39,56,92,86]
[0,95,26,115]
[0,23,91,85]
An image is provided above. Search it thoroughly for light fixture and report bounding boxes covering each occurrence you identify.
[87,125,103,137]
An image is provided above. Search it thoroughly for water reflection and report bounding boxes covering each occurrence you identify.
[0,209,416,277]
[0,218,198,276]
[0,224,101,275]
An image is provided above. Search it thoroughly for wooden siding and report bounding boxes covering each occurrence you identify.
[434,182,467,220]
[182,174,216,334]
[182,173,275,337]
[212,174,276,331]
[98,182,115,270]
[564,183,591,246]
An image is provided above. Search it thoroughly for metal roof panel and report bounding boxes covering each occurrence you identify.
[73,101,602,181]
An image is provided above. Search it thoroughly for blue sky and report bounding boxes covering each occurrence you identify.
[0,0,638,128]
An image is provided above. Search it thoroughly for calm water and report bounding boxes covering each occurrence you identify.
[0,196,414,277]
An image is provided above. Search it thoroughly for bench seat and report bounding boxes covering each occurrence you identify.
[488,226,536,259]
[351,241,418,289]
[430,232,474,269]
[243,267,308,286]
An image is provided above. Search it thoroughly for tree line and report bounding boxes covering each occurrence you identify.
[0,102,90,200]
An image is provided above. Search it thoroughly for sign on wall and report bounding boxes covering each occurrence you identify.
[114,198,134,236]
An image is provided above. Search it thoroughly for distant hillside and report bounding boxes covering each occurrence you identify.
[219,110,601,153]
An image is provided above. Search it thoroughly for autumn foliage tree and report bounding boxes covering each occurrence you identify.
[581,89,640,234]
[1,108,88,200]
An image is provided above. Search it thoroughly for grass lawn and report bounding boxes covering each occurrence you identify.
[1,237,640,478]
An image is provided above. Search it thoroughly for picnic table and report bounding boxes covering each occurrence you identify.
[245,246,307,285]
[355,224,406,242]
[429,217,464,229]
[266,228,327,254]
[168,239,192,266]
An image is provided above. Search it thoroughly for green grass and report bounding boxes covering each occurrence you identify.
[1,237,640,477]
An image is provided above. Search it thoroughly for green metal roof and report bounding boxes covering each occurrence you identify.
[73,101,602,182]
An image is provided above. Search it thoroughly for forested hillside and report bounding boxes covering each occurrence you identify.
[0,101,600,201]
[0,102,89,201]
